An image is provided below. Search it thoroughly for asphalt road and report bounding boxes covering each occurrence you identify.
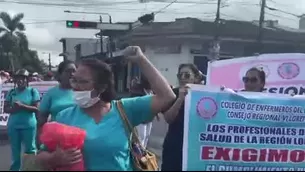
[0,134,10,171]
[0,118,168,170]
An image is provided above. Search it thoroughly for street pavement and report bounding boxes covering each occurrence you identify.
[0,117,168,170]
[0,134,10,171]
[147,116,168,167]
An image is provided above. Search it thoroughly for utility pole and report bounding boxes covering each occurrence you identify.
[209,0,221,61]
[257,0,266,53]
[48,53,52,71]
[214,0,221,41]
[42,52,52,71]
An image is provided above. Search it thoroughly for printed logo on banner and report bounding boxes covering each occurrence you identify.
[196,97,218,119]
[277,62,300,79]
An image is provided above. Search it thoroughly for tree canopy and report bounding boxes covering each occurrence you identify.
[0,11,47,73]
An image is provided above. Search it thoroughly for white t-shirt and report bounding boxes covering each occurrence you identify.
[136,89,153,148]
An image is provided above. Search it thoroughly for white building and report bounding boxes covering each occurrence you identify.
[59,37,108,61]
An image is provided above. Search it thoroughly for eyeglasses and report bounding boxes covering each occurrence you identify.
[242,77,258,83]
[177,72,192,79]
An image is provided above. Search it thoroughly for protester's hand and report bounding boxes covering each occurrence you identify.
[11,101,24,112]
[14,101,25,108]
[122,46,145,62]
[178,86,189,100]
[220,86,237,93]
[51,147,82,167]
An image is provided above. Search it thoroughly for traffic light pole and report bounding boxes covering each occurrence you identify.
[99,16,104,55]
[48,53,52,71]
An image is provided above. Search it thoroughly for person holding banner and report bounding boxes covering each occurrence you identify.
[161,63,201,171]
[38,60,76,125]
[221,67,266,93]
[195,71,205,85]
[4,69,40,171]
[242,67,266,92]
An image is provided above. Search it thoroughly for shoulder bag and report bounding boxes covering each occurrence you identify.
[116,100,159,171]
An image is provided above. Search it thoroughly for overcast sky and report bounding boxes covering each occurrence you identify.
[0,0,304,65]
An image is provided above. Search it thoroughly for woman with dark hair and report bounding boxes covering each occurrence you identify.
[38,60,76,125]
[161,63,201,171]
[4,69,40,171]
[35,46,176,171]
[195,70,205,84]
[242,67,266,92]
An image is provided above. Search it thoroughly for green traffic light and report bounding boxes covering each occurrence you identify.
[67,21,73,27]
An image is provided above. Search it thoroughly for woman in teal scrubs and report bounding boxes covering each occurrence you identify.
[38,60,76,125]
[35,46,176,171]
[4,69,40,171]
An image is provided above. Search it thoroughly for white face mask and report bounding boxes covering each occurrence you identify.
[73,90,100,108]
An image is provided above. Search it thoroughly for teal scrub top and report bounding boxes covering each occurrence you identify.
[5,87,40,129]
[39,85,75,121]
[55,95,154,171]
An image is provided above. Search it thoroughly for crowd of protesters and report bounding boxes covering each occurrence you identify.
[0,70,54,84]
[1,45,269,171]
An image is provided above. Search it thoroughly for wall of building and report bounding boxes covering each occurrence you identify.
[142,44,194,86]
[61,38,108,61]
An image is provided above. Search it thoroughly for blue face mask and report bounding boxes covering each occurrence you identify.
[73,90,100,108]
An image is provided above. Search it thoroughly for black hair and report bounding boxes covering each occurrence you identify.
[246,67,266,84]
[57,60,75,75]
[56,60,75,81]
[79,58,116,103]
[246,67,266,91]
[178,63,200,76]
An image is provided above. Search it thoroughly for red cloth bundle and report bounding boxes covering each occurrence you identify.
[40,122,86,171]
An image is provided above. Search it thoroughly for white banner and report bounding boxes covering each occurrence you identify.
[207,53,305,94]
[0,81,58,126]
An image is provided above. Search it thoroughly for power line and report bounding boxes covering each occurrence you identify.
[267,0,295,9]
[265,6,301,18]
[0,0,138,7]
[0,0,233,16]
[154,0,179,15]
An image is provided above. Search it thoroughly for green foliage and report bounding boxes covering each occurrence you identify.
[0,11,47,73]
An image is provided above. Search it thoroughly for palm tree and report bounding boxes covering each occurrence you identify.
[0,12,27,71]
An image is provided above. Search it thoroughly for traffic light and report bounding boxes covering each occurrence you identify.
[66,20,98,29]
